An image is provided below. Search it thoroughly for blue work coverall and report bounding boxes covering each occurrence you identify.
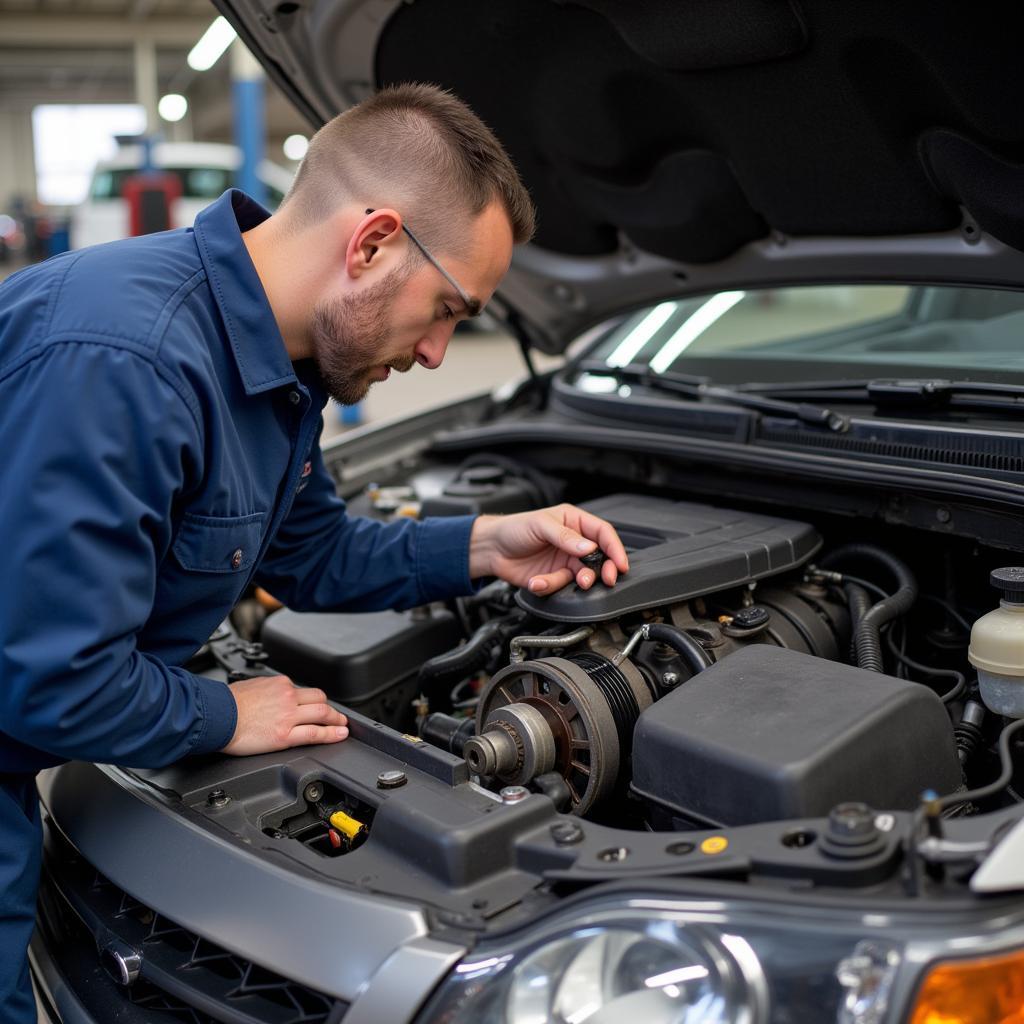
[0,190,476,1022]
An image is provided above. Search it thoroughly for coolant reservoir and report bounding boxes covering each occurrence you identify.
[969,568,1024,718]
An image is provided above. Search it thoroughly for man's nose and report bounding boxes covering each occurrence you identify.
[414,329,452,370]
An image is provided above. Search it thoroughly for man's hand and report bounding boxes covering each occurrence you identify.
[469,504,629,596]
[221,676,349,756]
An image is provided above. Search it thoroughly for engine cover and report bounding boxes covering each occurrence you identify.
[631,646,964,828]
[517,494,821,622]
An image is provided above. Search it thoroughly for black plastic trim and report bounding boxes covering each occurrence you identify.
[430,420,1024,513]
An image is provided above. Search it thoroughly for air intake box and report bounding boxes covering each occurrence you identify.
[631,646,962,828]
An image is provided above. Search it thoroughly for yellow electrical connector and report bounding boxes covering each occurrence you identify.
[329,809,367,843]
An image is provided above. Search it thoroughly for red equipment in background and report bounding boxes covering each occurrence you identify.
[122,171,181,236]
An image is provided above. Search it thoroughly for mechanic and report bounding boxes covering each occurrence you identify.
[0,83,629,1022]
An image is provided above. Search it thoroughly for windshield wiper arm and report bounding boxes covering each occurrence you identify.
[738,378,1024,413]
[575,361,850,432]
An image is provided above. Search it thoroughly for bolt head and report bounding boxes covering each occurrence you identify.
[207,789,230,808]
[500,786,529,804]
[661,671,680,688]
[829,801,876,837]
[303,782,324,803]
[551,821,584,846]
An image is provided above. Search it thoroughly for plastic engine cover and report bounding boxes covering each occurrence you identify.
[517,493,820,622]
[631,646,963,827]
[261,608,460,708]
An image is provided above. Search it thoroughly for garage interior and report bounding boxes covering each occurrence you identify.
[7,7,1024,1024]
[0,0,542,433]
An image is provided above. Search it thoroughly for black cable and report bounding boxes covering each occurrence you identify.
[937,717,1024,812]
[884,623,967,704]
[895,619,908,680]
[906,717,1024,895]
[918,593,973,635]
[839,574,891,603]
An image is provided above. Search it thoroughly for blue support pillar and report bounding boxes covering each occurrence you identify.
[231,42,266,205]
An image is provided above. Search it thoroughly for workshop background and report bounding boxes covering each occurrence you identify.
[0,0,554,439]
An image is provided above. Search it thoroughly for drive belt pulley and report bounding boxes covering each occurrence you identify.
[465,653,652,815]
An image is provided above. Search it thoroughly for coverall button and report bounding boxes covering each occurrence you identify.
[231,548,243,569]
[288,390,301,405]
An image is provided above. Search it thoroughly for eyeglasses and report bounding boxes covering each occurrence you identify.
[365,208,480,316]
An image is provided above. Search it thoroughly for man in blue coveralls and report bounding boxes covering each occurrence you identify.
[0,84,629,1021]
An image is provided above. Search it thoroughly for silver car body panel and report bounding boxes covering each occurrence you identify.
[37,763,466,1008]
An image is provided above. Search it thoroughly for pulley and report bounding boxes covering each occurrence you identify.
[465,653,652,814]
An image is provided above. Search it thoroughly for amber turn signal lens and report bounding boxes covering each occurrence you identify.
[909,947,1024,1024]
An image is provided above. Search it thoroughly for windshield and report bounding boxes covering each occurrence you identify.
[581,285,1024,380]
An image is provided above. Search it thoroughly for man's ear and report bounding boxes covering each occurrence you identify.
[344,208,403,280]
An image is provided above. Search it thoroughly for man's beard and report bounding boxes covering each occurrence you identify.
[309,263,416,406]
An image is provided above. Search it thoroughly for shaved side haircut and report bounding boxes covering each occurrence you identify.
[282,83,535,256]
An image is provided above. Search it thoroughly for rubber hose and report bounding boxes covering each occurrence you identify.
[643,623,713,675]
[418,611,525,697]
[822,544,918,673]
[843,582,872,663]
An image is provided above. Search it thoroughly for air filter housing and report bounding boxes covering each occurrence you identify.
[631,646,963,828]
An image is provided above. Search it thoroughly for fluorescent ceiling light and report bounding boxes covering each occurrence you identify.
[187,16,237,72]
[649,291,746,372]
[283,134,309,161]
[158,94,188,122]
[606,301,678,367]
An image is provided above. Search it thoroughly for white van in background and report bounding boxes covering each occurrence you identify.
[70,142,295,249]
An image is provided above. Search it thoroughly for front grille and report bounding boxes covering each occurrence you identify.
[39,839,347,1024]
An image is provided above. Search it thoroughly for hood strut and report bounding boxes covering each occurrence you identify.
[507,309,546,408]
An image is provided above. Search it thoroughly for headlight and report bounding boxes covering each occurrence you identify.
[420,910,767,1024]
[416,894,1024,1024]
[506,925,748,1024]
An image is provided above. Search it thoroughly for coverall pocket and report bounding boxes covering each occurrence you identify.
[171,512,265,574]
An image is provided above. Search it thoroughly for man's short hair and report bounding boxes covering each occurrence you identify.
[282,83,535,254]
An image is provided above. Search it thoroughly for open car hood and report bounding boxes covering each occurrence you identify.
[217,0,1024,353]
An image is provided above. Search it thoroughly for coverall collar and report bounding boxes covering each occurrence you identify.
[193,189,297,396]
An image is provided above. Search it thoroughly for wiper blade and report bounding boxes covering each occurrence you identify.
[574,361,850,432]
[739,378,1024,413]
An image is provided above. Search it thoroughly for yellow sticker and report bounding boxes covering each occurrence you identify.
[700,835,729,855]
[401,733,424,744]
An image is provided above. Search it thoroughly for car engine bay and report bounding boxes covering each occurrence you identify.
[211,452,1022,856]
[36,438,1024,1024]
